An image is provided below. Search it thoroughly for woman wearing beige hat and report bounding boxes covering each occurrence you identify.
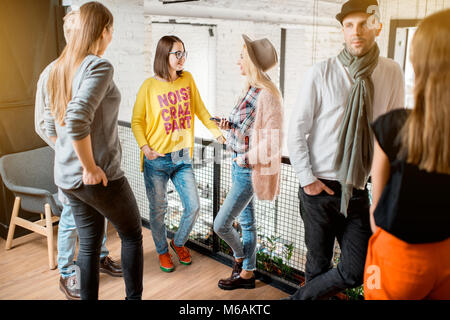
[212,35,283,290]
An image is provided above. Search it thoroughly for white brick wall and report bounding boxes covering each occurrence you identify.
[64,0,344,128]
[63,0,450,134]
[69,0,151,123]
[186,0,341,19]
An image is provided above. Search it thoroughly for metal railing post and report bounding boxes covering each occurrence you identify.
[212,141,222,253]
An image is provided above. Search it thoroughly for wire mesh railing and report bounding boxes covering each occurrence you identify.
[118,121,343,292]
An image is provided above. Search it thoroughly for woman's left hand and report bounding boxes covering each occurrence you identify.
[233,157,246,167]
[83,165,108,186]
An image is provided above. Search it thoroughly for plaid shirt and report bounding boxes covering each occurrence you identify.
[226,86,261,166]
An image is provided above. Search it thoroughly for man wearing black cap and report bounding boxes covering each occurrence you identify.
[287,0,405,299]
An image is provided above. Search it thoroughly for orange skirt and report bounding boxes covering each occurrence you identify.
[364,228,450,300]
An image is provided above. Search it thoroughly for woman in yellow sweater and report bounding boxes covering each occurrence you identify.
[132,35,224,272]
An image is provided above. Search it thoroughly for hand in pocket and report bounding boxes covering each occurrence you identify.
[303,180,334,196]
[83,166,108,187]
[142,145,164,160]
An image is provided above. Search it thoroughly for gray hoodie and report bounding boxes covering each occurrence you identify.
[45,55,123,190]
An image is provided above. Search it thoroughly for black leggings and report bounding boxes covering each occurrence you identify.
[63,177,143,300]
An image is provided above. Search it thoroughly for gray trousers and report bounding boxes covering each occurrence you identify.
[291,179,372,300]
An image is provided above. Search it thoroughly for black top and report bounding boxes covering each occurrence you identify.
[371,109,450,244]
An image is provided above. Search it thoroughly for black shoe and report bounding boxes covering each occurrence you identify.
[59,275,80,300]
[218,274,255,290]
[100,256,123,277]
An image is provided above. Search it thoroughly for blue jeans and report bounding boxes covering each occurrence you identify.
[143,149,200,255]
[214,157,256,271]
[58,204,109,278]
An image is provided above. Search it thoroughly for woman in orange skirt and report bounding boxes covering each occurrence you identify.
[364,8,450,300]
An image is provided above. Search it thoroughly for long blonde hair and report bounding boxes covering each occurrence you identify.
[401,9,450,174]
[242,44,282,102]
[62,10,79,41]
[47,1,113,126]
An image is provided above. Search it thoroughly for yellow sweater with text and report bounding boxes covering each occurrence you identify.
[131,71,222,171]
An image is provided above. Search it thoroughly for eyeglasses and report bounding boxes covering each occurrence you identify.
[169,51,188,60]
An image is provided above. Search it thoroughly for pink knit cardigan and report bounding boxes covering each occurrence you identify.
[245,88,283,201]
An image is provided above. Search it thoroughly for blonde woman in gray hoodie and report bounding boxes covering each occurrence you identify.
[45,2,143,300]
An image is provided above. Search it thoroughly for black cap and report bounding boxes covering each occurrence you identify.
[336,0,379,24]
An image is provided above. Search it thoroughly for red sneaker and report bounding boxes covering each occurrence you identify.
[159,252,174,272]
[170,239,192,265]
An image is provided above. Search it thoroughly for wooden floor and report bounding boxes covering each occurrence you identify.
[0,223,287,300]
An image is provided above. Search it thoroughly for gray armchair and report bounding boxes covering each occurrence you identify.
[0,146,61,269]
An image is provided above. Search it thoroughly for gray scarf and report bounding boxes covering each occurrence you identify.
[335,43,380,216]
